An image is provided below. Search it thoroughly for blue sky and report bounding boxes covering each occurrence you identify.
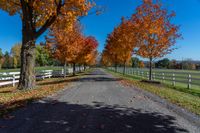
[0,0,200,60]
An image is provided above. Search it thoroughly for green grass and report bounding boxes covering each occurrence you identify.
[106,69,200,115]
[114,67,200,90]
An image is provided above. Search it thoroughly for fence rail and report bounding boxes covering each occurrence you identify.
[108,67,200,89]
[0,66,88,87]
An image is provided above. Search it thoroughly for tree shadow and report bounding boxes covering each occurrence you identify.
[38,77,122,86]
[0,99,189,133]
[84,73,107,76]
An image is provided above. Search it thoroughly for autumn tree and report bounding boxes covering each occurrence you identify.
[132,0,181,80]
[0,0,92,89]
[77,36,98,70]
[102,18,137,74]
[47,22,85,76]
[11,43,21,68]
[101,48,113,67]
[138,61,145,68]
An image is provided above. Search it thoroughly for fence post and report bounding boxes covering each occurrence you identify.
[42,72,45,80]
[12,74,15,87]
[188,74,192,89]
[162,73,165,82]
[153,73,155,80]
[49,71,51,78]
[172,73,176,87]
[62,69,64,76]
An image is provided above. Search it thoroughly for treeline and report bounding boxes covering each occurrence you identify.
[0,43,59,69]
[101,0,181,80]
[130,58,200,70]
[154,58,199,70]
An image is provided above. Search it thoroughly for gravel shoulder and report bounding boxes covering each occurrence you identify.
[0,68,199,133]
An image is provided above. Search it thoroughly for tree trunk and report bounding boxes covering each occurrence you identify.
[17,0,60,90]
[17,2,37,90]
[115,63,117,72]
[79,64,81,72]
[84,64,86,71]
[18,34,36,90]
[64,61,67,78]
[123,62,126,75]
[73,63,76,76]
[149,57,153,81]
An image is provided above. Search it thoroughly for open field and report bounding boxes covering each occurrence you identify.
[109,67,200,92]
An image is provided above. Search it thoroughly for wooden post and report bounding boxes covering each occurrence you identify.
[49,71,51,78]
[188,74,192,89]
[42,71,45,80]
[162,73,165,82]
[172,73,176,87]
[153,73,155,80]
[12,74,15,87]
[62,69,64,76]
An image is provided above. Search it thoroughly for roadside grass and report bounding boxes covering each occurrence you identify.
[105,69,200,115]
[124,73,200,97]
[0,69,91,118]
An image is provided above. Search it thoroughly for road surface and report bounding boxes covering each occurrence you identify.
[0,69,199,133]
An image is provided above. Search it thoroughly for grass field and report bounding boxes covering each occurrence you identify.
[106,69,200,115]
[112,67,200,91]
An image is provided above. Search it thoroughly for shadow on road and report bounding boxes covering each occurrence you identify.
[38,77,122,86]
[0,99,188,133]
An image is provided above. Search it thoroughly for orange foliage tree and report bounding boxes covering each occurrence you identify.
[77,36,99,69]
[0,0,93,89]
[131,0,181,80]
[101,18,137,74]
[139,61,145,68]
[47,22,98,76]
[47,22,85,76]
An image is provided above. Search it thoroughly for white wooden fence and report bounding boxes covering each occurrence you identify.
[0,66,87,87]
[108,67,200,89]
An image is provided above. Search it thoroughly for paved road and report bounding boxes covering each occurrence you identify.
[0,69,199,133]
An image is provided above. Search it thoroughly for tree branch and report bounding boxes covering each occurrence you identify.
[35,0,64,39]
